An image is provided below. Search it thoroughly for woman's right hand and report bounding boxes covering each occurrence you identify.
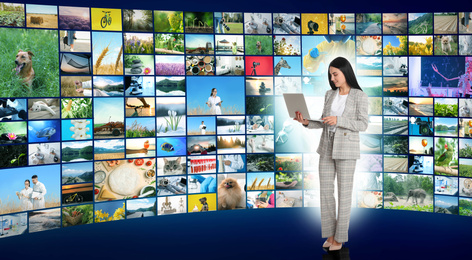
[431,64,438,72]
[294,111,309,126]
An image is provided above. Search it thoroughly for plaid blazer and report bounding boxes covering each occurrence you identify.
[303,88,369,159]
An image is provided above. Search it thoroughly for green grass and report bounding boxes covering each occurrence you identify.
[218,23,243,34]
[385,203,434,212]
[245,35,273,55]
[126,120,155,137]
[459,164,472,177]
[0,28,59,97]
[126,128,156,138]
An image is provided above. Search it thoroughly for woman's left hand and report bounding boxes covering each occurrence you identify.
[258,201,268,208]
[322,116,337,126]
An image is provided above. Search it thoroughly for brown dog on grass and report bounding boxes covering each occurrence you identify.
[13,49,35,88]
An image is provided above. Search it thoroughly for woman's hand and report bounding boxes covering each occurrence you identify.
[322,116,337,126]
[431,64,438,73]
[294,111,309,126]
[258,201,269,208]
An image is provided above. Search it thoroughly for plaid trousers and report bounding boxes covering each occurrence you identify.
[319,131,357,243]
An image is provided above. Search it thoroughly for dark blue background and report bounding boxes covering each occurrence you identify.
[1,0,471,259]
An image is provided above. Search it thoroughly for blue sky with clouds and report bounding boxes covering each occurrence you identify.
[62,162,93,177]
[435,194,457,208]
[94,97,124,124]
[26,4,57,14]
[126,198,156,211]
[92,32,123,66]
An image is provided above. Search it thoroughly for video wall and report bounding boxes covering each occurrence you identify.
[1,2,472,238]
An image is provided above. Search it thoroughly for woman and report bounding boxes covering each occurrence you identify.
[294,57,369,251]
[66,30,76,52]
[16,179,33,211]
[206,88,222,115]
[464,12,470,33]
[199,121,206,135]
[257,191,274,208]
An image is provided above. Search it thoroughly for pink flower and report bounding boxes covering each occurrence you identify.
[7,133,17,140]
[144,67,151,75]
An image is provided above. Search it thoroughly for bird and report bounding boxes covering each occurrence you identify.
[436,143,453,172]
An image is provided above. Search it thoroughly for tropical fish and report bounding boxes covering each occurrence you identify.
[161,142,174,152]
[36,127,56,140]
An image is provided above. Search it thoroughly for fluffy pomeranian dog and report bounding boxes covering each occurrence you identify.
[442,36,452,54]
[218,177,243,210]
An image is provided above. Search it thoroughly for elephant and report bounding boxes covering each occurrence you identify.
[406,188,426,204]
[384,192,399,202]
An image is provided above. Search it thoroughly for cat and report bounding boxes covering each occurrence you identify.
[459,35,472,55]
[30,100,56,116]
[162,157,186,175]
[460,99,472,117]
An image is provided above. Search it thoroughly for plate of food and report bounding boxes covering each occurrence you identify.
[108,164,140,196]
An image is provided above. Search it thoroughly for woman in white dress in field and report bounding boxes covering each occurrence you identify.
[199,121,206,134]
[16,179,33,211]
[206,88,222,115]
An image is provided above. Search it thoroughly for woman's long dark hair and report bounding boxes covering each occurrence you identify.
[210,88,216,96]
[327,57,363,91]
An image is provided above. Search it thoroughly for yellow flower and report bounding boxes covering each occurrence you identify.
[426,36,433,46]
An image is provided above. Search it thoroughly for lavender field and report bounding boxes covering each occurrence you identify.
[59,15,90,30]
[155,63,185,75]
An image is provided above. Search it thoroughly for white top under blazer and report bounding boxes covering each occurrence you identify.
[329,88,348,133]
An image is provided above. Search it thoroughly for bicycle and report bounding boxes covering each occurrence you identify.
[64,193,84,204]
[101,11,112,28]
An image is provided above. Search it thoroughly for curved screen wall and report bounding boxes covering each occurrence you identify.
[0,2,471,238]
